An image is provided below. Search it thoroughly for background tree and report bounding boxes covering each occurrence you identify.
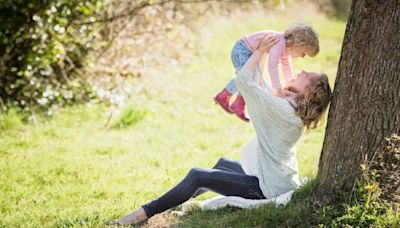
[314,0,400,204]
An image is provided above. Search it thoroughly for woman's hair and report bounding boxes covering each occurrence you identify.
[284,23,319,57]
[288,74,332,130]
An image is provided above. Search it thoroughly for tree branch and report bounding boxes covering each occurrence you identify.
[75,0,254,25]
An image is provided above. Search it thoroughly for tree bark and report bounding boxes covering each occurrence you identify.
[314,0,400,204]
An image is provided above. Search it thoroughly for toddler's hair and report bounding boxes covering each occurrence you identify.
[284,23,319,57]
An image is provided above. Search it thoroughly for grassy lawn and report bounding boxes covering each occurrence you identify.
[0,4,346,227]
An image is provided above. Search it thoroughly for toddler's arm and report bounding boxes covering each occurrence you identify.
[244,30,276,51]
[254,32,279,51]
[267,42,284,94]
[280,56,293,84]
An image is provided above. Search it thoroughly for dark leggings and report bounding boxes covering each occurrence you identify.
[142,157,265,218]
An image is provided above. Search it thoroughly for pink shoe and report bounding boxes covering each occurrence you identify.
[214,89,233,114]
[230,95,250,122]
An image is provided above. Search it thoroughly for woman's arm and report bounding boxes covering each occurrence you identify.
[234,35,298,127]
[241,34,279,71]
[237,34,278,85]
[241,49,266,73]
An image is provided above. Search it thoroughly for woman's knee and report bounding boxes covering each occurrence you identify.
[187,167,204,179]
[214,157,228,167]
[187,167,211,185]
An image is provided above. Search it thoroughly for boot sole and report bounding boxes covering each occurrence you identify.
[234,112,250,122]
[214,97,234,114]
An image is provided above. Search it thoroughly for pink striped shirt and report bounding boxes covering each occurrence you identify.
[242,31,293,90]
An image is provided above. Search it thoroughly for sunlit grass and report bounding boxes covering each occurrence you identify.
[111,107,148,129]
[0,108,22,131]
[0,3,345,227]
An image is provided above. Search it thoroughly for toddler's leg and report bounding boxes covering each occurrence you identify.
[230,94,249,122]
[228,44,251,94]
[214,88,234,114]
[229,40,253,122]
[224,79,239,95]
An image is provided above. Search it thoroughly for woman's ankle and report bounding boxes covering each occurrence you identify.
[115,207,148,225]
[135,207,148,221]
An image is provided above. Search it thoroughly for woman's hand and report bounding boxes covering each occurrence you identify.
[275,88,285,97]
[281,88,298,98]
[258,34,279,52]
[240,34,278,72]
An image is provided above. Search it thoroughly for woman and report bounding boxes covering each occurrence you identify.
[112,35,332,225]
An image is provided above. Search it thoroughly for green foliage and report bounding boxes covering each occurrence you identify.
[0,0,108,114]
[311,0,351,21]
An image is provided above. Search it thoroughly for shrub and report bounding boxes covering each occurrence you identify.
[0,0,108,114]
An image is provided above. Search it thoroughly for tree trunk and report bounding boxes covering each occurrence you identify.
[314,0,400,204]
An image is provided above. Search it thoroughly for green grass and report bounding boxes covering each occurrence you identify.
[111,107,148,129]
[0,4,346,227]
[0,108,22,131]
[176,180,320,227]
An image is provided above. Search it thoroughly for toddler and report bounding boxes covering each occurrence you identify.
[214,23,319,122]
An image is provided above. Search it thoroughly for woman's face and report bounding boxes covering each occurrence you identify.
[287,70,321,94]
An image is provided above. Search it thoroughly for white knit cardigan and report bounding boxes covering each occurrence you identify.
[234,69,304,199]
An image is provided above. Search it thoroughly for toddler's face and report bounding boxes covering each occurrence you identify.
[288,47,310,58]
